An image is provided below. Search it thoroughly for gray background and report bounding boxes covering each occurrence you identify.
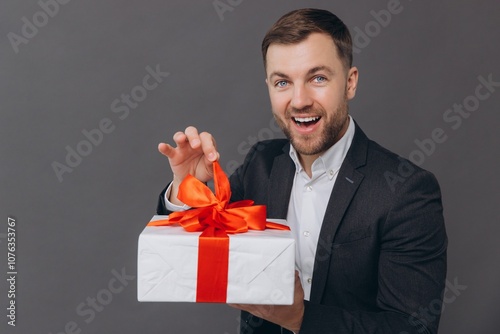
[1,0,499,333]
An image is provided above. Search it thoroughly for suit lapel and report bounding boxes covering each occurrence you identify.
[268,144,295,219]
[309,123,369,303]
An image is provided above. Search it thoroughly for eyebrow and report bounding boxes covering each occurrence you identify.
[269,71,290,80]
[269,66,335,80]
[307,66,335,76]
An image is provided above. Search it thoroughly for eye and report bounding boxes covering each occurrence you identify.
[275,80,288,88]
[313,76,327,83]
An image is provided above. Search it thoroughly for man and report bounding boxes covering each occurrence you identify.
[157,8,447,334]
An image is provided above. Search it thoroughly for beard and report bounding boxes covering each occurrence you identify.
[273,97,349,157]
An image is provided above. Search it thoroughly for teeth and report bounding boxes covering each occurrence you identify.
[294,116,320,123]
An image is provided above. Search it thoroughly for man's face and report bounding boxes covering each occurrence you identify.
[265,33,358,160]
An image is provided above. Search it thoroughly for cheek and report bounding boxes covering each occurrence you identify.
[316,89,344,112]
[269,93,289,114]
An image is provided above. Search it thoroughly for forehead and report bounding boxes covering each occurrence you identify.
[265,33,342,75]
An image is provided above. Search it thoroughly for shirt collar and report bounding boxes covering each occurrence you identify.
[289,115,356,180]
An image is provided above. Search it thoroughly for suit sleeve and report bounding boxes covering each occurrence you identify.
[156,184,171,215]
[297,169,448,334]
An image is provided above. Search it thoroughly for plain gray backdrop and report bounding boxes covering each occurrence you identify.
[1,0,499,333]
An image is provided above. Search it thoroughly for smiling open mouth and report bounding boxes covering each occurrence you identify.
[293,116,321,127]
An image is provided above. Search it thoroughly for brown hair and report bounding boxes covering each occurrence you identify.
[261,8,353,71]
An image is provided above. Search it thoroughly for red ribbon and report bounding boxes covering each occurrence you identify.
[148,161,289,302]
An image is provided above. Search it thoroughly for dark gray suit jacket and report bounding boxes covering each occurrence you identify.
[157,122,447,334]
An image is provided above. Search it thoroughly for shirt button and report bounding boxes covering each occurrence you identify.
[303,231,310,237]
[329,169,334,176]
[307,277,312,284]
[306,186,312,192]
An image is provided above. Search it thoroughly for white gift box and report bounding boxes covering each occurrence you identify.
[138,215,295,304]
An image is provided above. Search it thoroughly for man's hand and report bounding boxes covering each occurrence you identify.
[158,126,219,205]
[230,271,305,333]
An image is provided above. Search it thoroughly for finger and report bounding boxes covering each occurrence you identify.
[294,271,302,289]
[228,303,253,313]
[172,131,189,148]
[158,143,176,158]
[294,272,305,300]
[184,126,201,149]
[199,132,218,162]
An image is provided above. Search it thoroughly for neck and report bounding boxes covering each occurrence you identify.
[298,154,319,178]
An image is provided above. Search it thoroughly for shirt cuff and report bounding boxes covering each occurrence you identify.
[164,182,191,212]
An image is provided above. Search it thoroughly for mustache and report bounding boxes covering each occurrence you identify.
[286,106,325,116]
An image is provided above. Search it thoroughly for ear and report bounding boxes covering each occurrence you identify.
[346,66,359,100]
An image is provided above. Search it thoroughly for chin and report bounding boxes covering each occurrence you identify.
[290,139,325,156]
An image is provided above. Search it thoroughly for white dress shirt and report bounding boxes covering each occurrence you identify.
[287,116,355,300]
[164,116,355,301]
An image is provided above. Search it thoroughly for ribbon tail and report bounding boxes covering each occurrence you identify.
[146,219,175,227]
[265,221,291,231]
[196,227,229,303]
[213,161,231,205]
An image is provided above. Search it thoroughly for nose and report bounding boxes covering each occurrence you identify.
[290,85,313,110]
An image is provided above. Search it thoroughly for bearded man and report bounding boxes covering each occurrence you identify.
[157,8,447,334]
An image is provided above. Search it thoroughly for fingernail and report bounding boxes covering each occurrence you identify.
[208,152,215,161]
[192,139,200,146]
